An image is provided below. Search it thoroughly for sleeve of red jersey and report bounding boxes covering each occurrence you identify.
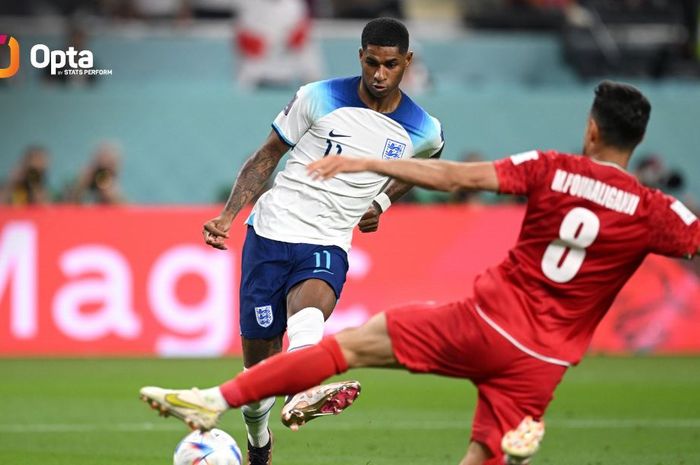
[493,150,553,196]
[647,192,700,259]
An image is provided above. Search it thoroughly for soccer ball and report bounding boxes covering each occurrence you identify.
[173,428,242,465]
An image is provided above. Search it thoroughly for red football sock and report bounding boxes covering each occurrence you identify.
[220,336,348,408]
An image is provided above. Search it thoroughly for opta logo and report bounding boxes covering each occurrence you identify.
[29,43,112,76]
[30,44,94,75]
[0,34,20,79]
[0,36,111,79]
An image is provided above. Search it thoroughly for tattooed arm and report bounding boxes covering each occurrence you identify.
[203,130,290,250]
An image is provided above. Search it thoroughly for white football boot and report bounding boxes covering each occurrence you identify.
[501,416,545,465]
[281,380,361,431]
[139,386,224,431]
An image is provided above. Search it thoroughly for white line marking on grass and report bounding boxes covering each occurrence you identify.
[555,418,700,428]
[0,422,185,433]
[322,418,700,430]
[2,418,700,433]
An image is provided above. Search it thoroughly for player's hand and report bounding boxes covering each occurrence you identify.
[359,203,381,233]
[308,156,367,180]
[202,215,232,250]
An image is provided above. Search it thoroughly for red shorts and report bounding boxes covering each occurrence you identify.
[386,298,567,463]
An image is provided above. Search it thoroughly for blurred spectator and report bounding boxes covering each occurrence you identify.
[330,0,403,18]
[463,0,571,29]
[680,0,699,60]
[400,41,433,96]
[108,0,190,20]
[0,146,52,205]
[132,0,188,19]
[66,142,125,204]
[188,0,235,19]
[564,0,699,78]
[233,0,323,89]
[514,0,573,7]
[101,0,234,20]
[634,154,685,195]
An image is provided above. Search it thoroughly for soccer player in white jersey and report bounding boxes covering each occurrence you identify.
[142,81,699,465]
[199,17,443,465]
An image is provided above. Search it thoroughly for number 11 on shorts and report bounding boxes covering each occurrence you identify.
[314,250,331,270]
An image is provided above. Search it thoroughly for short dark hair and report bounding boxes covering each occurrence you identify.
[591,80,651,150]
[361,17,409,54]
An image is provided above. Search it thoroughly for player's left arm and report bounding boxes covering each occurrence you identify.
[309,156,499,193]
[358,149,443,233]
[648,193,700,261]
[357,180,404,233]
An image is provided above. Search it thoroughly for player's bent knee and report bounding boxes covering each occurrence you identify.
[242,336,283,366]
[335,313,396,368]
[334,329,369,368]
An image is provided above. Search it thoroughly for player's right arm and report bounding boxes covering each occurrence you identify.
[204,81,318,250]
[203,130,289,250]
[308,157,500,193]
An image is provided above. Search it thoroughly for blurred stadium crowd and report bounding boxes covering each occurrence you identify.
[1,142,124,205]
[1,0,699,208]
[4,141,693,211]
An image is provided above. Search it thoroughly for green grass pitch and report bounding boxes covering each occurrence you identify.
[2,357,699,464]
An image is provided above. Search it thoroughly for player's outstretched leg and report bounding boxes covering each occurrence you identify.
[281,380,361,431]
[139,314,395,432]
[139,386,228,430]
[501,416,545,465]
[139,337,352,430]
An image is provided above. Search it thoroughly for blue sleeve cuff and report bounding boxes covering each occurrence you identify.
[271,122,295,147]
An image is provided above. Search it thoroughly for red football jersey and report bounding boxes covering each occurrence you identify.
[474,150,700,365]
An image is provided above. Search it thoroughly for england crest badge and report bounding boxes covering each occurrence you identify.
[383,138,406,160]
[255,305,274,328]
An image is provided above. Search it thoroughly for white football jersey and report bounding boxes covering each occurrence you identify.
[248,76,444,250]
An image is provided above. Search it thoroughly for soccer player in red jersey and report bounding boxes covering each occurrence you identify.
[141,81,700,465]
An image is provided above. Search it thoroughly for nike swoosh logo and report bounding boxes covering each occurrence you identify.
[313,269,334,274]
[164,393,218,414]
[329,130,351,138]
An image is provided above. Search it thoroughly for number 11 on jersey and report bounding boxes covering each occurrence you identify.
[324,139,343,157]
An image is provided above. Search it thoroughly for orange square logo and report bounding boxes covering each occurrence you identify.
[0,35,20,78]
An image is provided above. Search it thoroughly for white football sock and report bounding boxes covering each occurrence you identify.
[287,307,325,352]
[241,395,275,447]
